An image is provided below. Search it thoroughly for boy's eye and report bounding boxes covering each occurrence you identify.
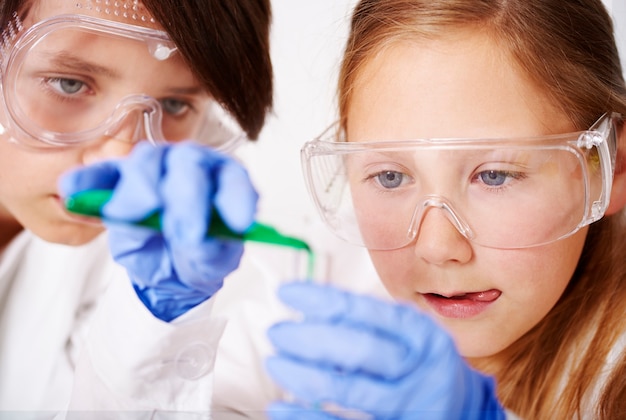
[160,98,190,116]
[48,78,88,95]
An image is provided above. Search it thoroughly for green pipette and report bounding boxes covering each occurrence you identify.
[64,189,315,278]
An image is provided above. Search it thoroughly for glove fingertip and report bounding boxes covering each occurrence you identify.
[216,205,255,233]
[57,162,120,197]
[266,322,294,349]
[266,402,302,420]
[278,282,347,318]
[264,354,284,377]
[267,402,340,420]
[278,280,319,298]
[57,166,79,193]
[104,146,166,220]
[214,161,258,232]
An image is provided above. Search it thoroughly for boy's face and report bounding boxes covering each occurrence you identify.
[346,31,587,359]
[0,0,206,245]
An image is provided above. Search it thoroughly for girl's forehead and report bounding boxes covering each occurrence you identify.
[27,0,162,31]
[347,33,572,141]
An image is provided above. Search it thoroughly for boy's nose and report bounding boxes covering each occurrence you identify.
[100,95,164,145]
[80,135,137,165]
[103,110,153,145]
[79,110,152,165]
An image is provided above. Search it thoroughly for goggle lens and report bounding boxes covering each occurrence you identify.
[1,15,244,151]
[302,114,617,250]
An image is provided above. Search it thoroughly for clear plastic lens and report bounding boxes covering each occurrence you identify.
[0,15,245,150]
[302,114,617,250]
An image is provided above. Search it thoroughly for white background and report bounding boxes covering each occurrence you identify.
[611,0,626,66]
[238,0,626,264]
[238,0,358,240]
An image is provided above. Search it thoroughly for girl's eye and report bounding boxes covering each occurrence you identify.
[479,170,507,186]
[375,171,406,189]
[477,170,524,187]
[47,78,87,95]
[160,98,190,116]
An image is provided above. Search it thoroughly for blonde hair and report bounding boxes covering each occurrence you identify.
[338,0,626,418]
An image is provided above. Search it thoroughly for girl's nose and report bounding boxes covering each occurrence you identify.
[412,206,473,265]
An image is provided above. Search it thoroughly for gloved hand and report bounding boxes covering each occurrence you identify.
[266,282,505,420]
[58,141,258,322]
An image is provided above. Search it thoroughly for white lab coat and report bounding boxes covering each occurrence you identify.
[0,226,385,419]
[0,230,225,417]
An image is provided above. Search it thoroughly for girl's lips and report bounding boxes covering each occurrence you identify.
[421,289,501,319]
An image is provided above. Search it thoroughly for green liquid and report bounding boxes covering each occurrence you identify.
[66,189,317,280]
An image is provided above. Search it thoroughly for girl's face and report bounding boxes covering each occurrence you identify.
[0,0,205,245]
[346,31,587,359]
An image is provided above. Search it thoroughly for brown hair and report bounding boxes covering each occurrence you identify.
[142,0,273,140]
[339,0,626,418]
[0,0,273,140]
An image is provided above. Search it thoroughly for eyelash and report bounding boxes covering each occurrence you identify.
[39,76,93,101]
[360,167,529,195]
[38,76,197,116]
[363,169,410,189]
[472,169,528,192]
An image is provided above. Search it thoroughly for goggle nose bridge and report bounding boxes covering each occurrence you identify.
[103,94,165,144]
[407,195,476,242]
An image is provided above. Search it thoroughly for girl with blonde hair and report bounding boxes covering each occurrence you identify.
[265,0,626,418]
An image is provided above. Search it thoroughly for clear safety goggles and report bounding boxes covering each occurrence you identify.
[302,113,619,250]
[0,14,245,151]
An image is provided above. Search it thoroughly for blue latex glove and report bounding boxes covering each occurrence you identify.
[266,282,505,420]
[58,141,258,322]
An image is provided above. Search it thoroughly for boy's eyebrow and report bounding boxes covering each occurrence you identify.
[43,51,205,95]
[167,86,204,95]
[46,52,121,79]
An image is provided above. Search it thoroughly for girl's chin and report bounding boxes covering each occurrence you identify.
[452,331,513,360]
